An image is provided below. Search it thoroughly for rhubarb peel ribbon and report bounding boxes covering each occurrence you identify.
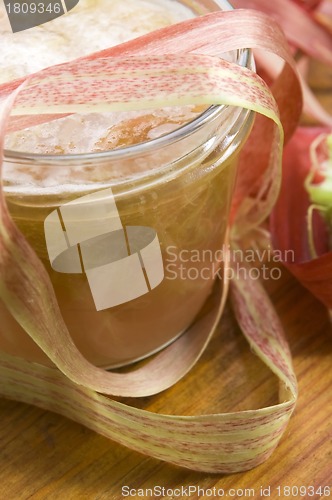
[0,10,301,473]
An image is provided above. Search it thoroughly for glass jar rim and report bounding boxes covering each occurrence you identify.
[4,0,252,164]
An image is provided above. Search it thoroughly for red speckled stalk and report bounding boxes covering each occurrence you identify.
[271,127,332,310]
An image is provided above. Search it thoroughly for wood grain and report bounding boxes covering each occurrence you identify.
[0,270,331,499]
[1,67,332,500]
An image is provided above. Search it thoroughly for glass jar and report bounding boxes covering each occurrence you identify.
[1,0,254,368]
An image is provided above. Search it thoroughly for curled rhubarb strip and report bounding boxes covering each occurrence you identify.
[4,10,299,136]
[230,269,297,401]
[0,51,283,397]
[2,10,302,232]
[256,49,332,128]
[0,10,301,472]
[0,269,297,474]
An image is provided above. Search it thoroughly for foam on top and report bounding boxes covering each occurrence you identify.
[2,0,237,195]
[0,0,194,82]
[2,0,202,156]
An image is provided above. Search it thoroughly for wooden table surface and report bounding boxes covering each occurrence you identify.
[1,63,332,500]
[0,270,331,499]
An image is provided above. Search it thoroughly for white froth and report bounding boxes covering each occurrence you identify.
[0,0,194,83]
[2,0,232,193]
[2,0,199,161]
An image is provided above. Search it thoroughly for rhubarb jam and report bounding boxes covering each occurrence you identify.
[1,0,253,367]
